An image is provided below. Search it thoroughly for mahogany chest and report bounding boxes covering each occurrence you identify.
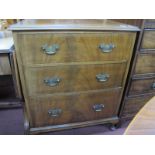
[10,19,139,134]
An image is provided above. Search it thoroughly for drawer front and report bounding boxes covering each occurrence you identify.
[25,63,126,96]
[122,96,153,119]
[29,89,121,127]
[141,30,155,50]
[16,32,136,64]
[128,78,155,96]
[134,54,155,75]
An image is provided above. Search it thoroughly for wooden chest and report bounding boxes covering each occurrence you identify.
[10,19,138,134]
[121,20,155,120]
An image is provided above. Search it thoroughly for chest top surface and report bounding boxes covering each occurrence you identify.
[9,19,140,31]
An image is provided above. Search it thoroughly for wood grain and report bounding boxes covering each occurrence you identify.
[24,62,126,96]
[16,32,136,65]
[11,20,138,134]
[29,88,121,128]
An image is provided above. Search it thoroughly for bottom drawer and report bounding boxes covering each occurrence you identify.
[121,95,154,119]
[29,88,121,128]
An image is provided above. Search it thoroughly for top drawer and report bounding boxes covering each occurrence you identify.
[141,30,155,50]
[15,32,136,65]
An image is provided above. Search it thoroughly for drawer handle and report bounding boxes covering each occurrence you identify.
[96,73,109,82]
[93,104,105,112]
[151,83,155,90]
[44,77,61,87]
[42,44,59,55]
[48,108,62,117]
[99,43,115,53]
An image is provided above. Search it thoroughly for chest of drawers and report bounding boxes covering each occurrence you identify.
[10,19,139,134]
[121,20,155,120]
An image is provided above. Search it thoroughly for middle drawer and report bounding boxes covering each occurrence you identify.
[24,63,126,96]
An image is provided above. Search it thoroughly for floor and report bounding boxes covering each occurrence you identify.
[0,108,130,135]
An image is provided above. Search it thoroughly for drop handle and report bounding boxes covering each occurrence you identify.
[96,73,109,82]
[44,77,61,87]
[41,44,59,55]
[93,104,105,112]
[99,43,115,53]
[48,108,62,117]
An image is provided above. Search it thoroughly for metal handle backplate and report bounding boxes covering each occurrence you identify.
[93,104,104,112]
[99,43,115,53]
[44,77,61,87]
[96,73,109,82]
[48,108,62,117]
[42,44,59,55]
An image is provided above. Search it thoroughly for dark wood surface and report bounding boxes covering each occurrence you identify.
[120,19,155,120]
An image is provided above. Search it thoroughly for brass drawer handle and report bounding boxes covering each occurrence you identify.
[151,83,155,90]
[99,43,115,53]
[93,104,105,112]
[48,108,62,117]
[96,73,109,82]
[44,77,61,87]
[42,44,59,55]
